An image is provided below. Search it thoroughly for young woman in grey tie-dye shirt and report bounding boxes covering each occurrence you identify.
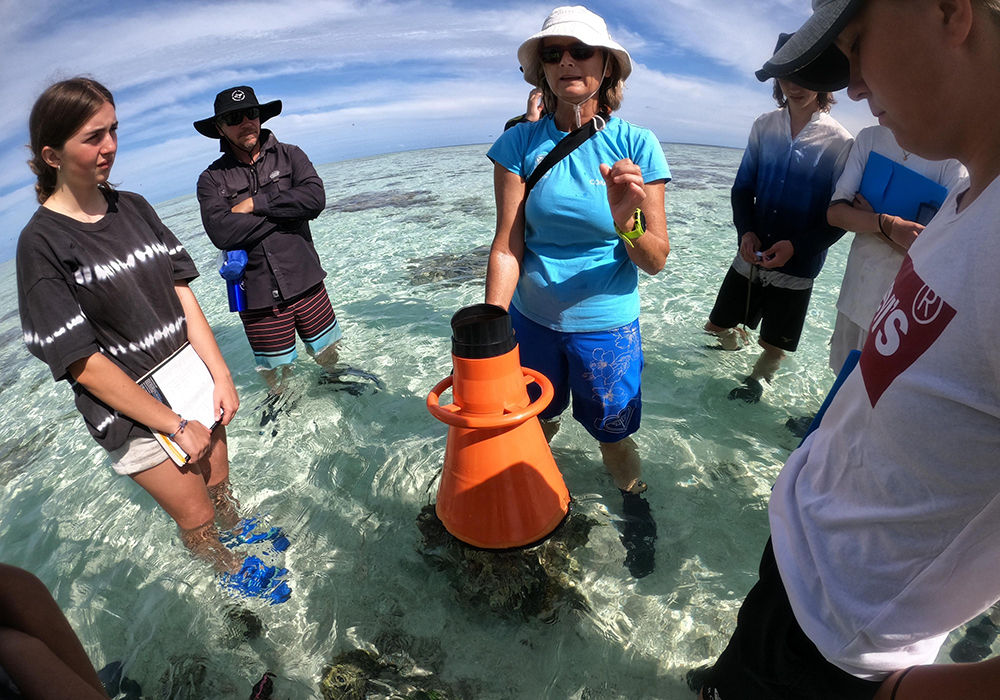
[16,78,241,572]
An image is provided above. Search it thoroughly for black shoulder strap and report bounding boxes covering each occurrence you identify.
[524,111,609,197]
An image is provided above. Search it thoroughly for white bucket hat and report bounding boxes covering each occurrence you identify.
[517,6,632,87]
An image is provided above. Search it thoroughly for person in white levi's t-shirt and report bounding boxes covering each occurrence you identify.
[694,1,1000,699]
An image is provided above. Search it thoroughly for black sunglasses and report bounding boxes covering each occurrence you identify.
[219,107,260,127]
[539,45,598,64]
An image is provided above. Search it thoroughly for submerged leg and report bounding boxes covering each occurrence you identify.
[750,339,785,383]
[178,519,240,574]
[130,456,240,573]
[313,341,341,370]
[540,418,561,444]
[601,437,657,579]
[600,437,645,494]
[704,320,747,351]
[207,479,241,532]
[197,428,240,531]
[729,341,786,403]
[260,364,293,392]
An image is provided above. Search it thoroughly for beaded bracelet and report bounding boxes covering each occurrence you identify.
[168,418,188,440]
[890,666,915,700]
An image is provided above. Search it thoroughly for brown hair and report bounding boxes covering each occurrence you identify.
[534,49,626,115]
[772,78,836,113]
[28,78,115,203]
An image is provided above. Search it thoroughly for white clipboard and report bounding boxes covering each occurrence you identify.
[136,342,217,466]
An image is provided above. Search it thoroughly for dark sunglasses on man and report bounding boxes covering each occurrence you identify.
[219,107,260,127]
[539,44,598,64]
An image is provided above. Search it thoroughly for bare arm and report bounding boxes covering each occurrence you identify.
[626,180,669,274]
[601,160,669,275]
[174,282,239,426]
[828,195,922,251]
[66,282,235,461]
[485,163,527,309]
[69,354,186,438]
[68,354,213,462]
[874,660,1000,700]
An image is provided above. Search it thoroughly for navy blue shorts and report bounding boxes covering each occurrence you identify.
[708,266,813,353]
[510,306,642,443]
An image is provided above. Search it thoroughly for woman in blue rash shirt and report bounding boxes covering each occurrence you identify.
[485,6,669,576]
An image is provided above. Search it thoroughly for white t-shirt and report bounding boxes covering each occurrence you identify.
[832,126,968,328]
[770,170,1000,680]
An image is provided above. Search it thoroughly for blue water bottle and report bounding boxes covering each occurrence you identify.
[219,250,249,313]
[226,278,247,312]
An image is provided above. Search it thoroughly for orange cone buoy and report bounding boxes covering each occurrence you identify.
[426,304,570,549]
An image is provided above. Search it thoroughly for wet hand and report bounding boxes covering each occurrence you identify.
[173,419,213,463]
[231,197,254,214]
[600,159,646,231]
[740,231,762,264]
[526,88,544,121]
[759,240,794,268]
[214,377,240,426]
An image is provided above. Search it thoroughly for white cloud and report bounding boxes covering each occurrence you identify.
[0,0,880,259]
[641,0,810,76]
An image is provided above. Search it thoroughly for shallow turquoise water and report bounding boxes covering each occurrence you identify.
[0,144,967,698]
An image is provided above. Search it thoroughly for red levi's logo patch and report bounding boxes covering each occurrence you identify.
[860,256,956,407]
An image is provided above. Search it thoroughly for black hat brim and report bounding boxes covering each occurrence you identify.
[193,99,282,138]
[755,42,851,92]
[755,0,864,91]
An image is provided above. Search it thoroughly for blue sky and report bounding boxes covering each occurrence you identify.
[0,0,876,261]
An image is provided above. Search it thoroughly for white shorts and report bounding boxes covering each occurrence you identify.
[108,435,171,476]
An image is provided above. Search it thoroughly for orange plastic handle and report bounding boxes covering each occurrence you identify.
[426,368,554,429]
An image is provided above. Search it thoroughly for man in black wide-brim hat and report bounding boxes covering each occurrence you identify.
[195,86,343,389]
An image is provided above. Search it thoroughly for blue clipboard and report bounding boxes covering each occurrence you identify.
[858,152,948,225]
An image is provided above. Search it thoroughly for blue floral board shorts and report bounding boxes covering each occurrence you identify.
[510,305,643,443]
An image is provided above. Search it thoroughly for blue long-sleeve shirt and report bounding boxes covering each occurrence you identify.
[732,108,853,279]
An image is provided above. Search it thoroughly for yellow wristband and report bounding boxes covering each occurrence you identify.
[615,208,646,247]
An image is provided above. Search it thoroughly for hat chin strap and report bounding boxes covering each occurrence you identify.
[549,54,610,130]
[222,129,260,160]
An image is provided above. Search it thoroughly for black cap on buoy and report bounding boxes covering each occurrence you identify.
[451,304,517,359]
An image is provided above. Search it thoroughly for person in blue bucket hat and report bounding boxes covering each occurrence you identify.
[692,0,1000,698]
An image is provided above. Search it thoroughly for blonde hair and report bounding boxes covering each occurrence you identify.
[532,50,626,115]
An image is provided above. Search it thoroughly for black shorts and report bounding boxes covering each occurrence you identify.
[708,266,812,352]
[697,540,881,700]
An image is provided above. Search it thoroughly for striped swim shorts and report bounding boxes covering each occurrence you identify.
[239,282,342,369]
